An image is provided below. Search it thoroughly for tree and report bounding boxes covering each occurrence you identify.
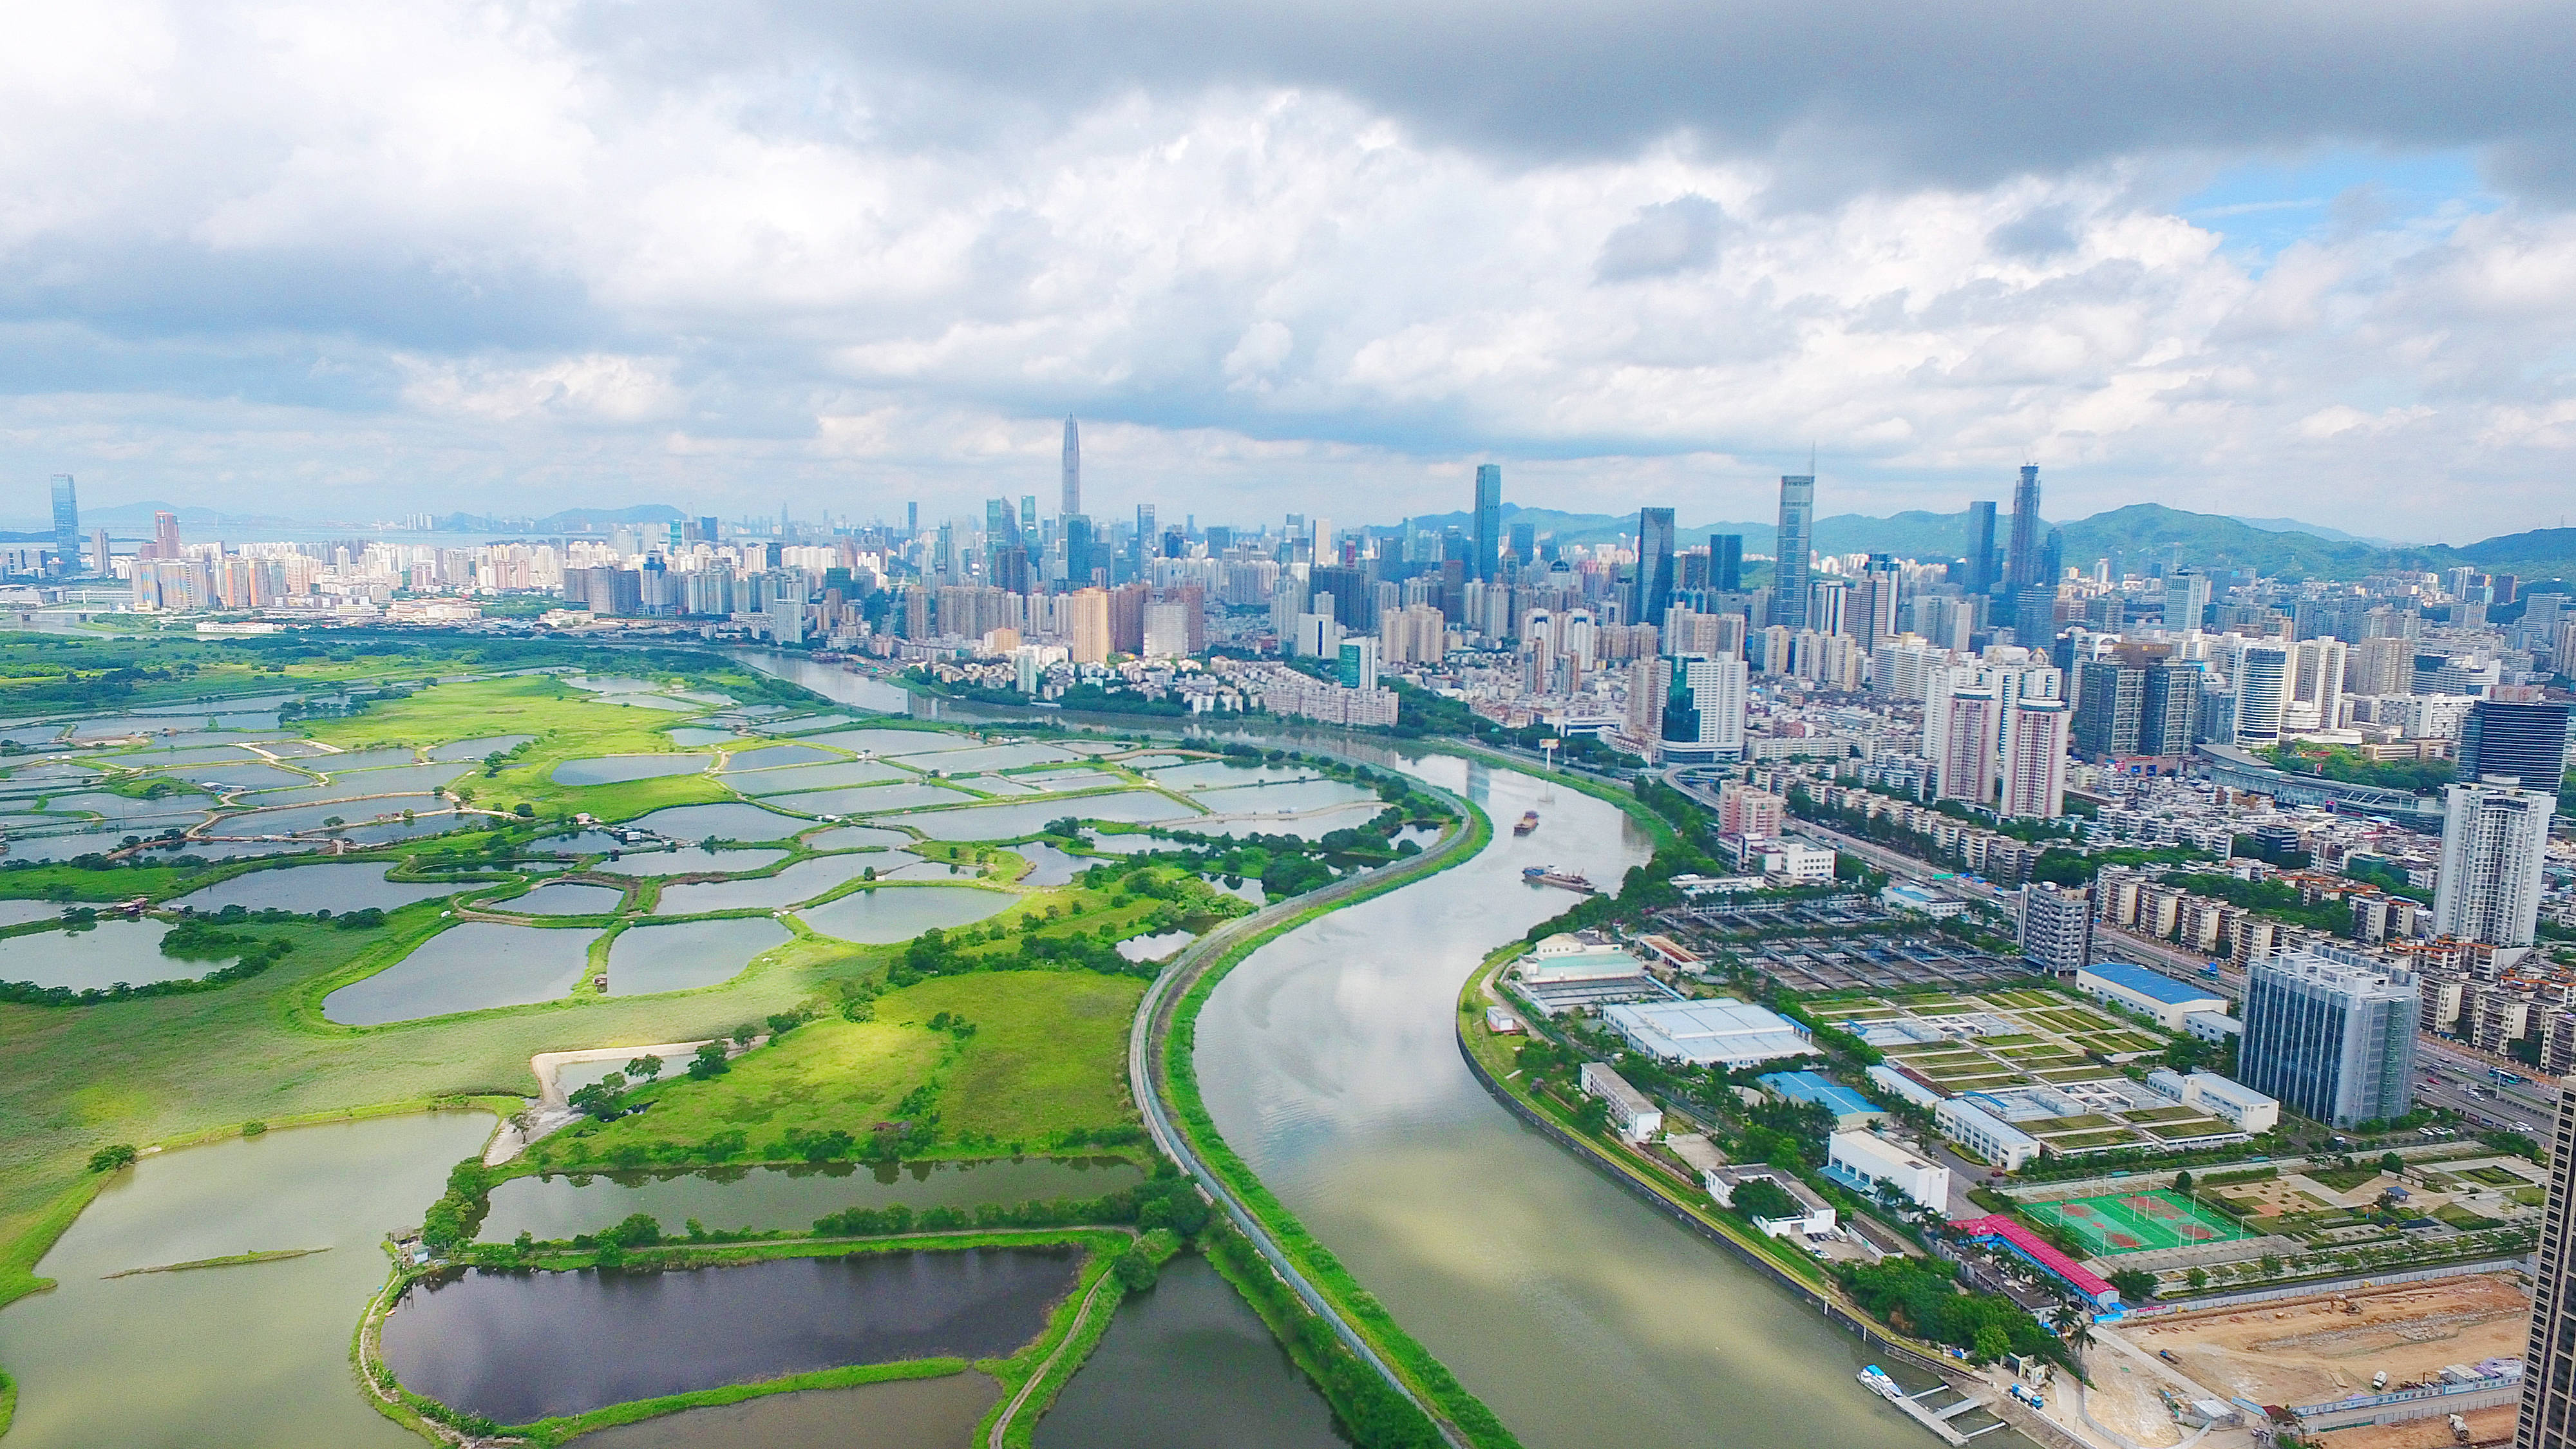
[687,1042,730,1080]
[2185,1267,2208,1291]
[569,1073,628,1121]
[1730,1177,1803,1224]
[1112,1246,1160,1291]
[88,1143,138,1173]
[1572,1095,1611,1136]
[626,1054,664,1082]
[2379,1152,2405,1177]
[1972,1323,2012,1363]
[2107,1269,2158,1302]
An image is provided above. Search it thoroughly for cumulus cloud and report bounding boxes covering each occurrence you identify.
[0,0,2573,541]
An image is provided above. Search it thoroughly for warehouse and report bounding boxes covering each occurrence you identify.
[1759,1070,1887,1128]
[1599,999,1819,1068]
[2074,959,2230,1030]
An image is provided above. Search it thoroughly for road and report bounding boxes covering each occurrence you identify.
[1127,777,1485,1449]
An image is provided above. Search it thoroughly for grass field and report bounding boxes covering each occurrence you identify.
[529,971,1148,1171]
[2025,1189,2251,1255]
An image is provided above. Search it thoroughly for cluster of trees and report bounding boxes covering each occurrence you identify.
[421,1160,496,1255]
[0,918,298,1007]
[1837,1258,2064,1365]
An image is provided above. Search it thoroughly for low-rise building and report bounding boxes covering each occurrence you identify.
[1824,1130,1952,1209]
[2182,1010,2241,1045]
[1760,1070,1888,1129]
[1599,999,1821,1069]
[2074,959,2231,1030]
[1704,1164,1839,1238]
[1881,882,1966,918]
[1934,1095,2043,1171]
[1866,1062,1947,1111]
[1578,1062,1663,1144]
[2143,1068,2280,1134]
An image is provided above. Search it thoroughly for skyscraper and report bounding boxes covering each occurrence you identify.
[2521,1079,2576,1449]
[1508,522,1537,567]
[2461,699,2572,790]
[1965,500,1998,595]
[2073,658,2146,760]
[1473,464,1502,582]
[1711,535,1743,592]
[1634,507,1675,629]
[2004,464,2043,591]
[2231,643,2290,744]
[49,475,77,575]
[1937,689,2000,806]
[152,511,182,561]
[1774,474,1815,630]
[2141,659,2203,758]
[1020,495,1038,537]
[1061,417,1081,516]
[2434,779,2555,947]
[1063,515,1095,587]
[1855,553,1902,653]
[1656,654,1748,763]
[2238,945,2420,1128]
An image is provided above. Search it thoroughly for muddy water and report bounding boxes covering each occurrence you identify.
[1035,1255,1343,1449]
[0,1112,495,1449]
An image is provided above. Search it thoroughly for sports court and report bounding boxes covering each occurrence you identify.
[2022,1189,2250,1255]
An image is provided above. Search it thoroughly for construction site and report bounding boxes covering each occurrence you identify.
[2103,1273,2532,1448]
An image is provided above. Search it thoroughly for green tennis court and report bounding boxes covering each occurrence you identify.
[2023,1189,2249,1255]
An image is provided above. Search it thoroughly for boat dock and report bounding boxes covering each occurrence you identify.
[1892,1380,2005,1446]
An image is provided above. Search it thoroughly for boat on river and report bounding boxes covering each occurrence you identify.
[1520,866,1594,893]
[1513,810,1539,835]
[1858,1365,1904,1401]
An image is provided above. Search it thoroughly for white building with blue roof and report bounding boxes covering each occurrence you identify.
[2074,959,2230,1030]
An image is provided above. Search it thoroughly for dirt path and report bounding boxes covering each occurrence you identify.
[985,1265,1116,1448]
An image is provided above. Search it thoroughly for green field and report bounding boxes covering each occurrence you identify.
[2025,1189,2251,1255]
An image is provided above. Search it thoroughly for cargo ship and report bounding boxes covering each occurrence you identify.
[1513,810,1540,835]
[1521,866,1595,894]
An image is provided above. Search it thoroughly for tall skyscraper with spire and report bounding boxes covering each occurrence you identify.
[1061,416,1081,517]
[1774,473,1815,629]
[2005,464,2043,591]
[1472,464,1502,582]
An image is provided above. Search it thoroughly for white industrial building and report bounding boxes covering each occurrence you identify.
[1598,999,1820,1068]
[1578,1063,1663,1144]
[1705,1164,1839,1238]
[1824,1130,1952,1209]
[2074,960,2231,1031]
[1934,1095,2042,1171]
[2144,1069,2281,1134]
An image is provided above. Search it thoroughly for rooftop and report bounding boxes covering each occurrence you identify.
[1601,998,1819,1067]
[1759,1070,1884,1121]
[2081,958,2229,1008]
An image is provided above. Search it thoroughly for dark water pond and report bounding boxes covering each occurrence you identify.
[380,1248,1081,1423]
[1035,1255,1344,1449]
[478,1157,1146,1241]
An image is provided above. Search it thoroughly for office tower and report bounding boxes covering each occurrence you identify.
[1311,564,1374,634]
[1473,464,1502,582]
[2004,464,2043,591]
[905,502,919,538]
[1338,637,1379,691]
[2436,779,2555,947]
[2018,882,2094,975]
[1937,689,2000,806]
[1712,534,1743,592]
[2239,945,2420,1128]
[1774,474,1815,629]
[2461,699,2572,789]
[2231,643,2289,744]
[2073,658,2145,759]
[1061,417,1081,516]
[148,510,181,560]
[2525,1081,2576,1449]
[1508,522,1536,567]
[49,475,77,574]
[1965,501,1998,595]
[1063,515,1095,587]
[1855,553,1901,653]
[2000,697,2069,818]
[2040,527,2064,589]
[2140,659,2202,757]
[1021,496,1038,537]
[1806,577,1849,638]
[2164,569,2211,630]
[2287,638,2347,730]
[1141,600,1190,659]
[89,529,109,576]
[1634,507,1676,630]
[1656,654,1748,762]
[2012,585,2058,645]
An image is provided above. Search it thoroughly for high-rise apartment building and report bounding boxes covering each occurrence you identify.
[1999,697,2069,818]
[2461,699,2572,790]
[153,511,182,561]
[2518,1079,2576,1449]
[2004,465,2043,592]
[2435,779,2555,947]
[2239,945,2420,1128]
[1854,553,1902,653]
[1068,587,1110,664]
[1656,654,1748,763]
[2289,638,2347,730]
[2073,658,2146,761]
[2140,659,2203,757]
[1718,782,1785,837]
[1938,689,2000,807]
[1473,464,1502,582]
[1060,417,1081,516]
[49,475,77,575]
[1966,500,1998,595]
[2018,882,2093,975]
[2231,643,2290,744]
[1711,534,1743,592]
[1634,507,1676,630]
[1774,474,1815,630]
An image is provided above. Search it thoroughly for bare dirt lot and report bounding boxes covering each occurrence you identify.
[2315,1404,2516,1449]
[2110,1274,2530,1407]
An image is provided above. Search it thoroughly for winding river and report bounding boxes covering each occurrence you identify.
[762,658,1969,1449]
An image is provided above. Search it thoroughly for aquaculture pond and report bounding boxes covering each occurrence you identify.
[604,917,792,994]
[726,759,913,794]
[1146,760,1325,790]
[218,795,451,835]
[716,743,841,772]
[167,862,469,914]
[586,844,791,877]
[551,753,712,786]
[799,726,975,755]
[1007,839,1089,886]
[0,919,218,990]
[322,922,599,1025]
[574,1375,1000,1449]
[893,741,1082,771]
[242,762,468,803]
[478,1157,1147,1241]
[1184,804,1385,841]
[664,726,751,749]
[0,1112,495,1449]
[495,882,630,915]
[1035,1255,1342,1449]
[426,733,535,761]
[795,886,1012,943]
[768,782,973,815]
[804,824,913,850]
[649,855,880,913]
[890,793,1199,840]
[379,1247,1083,1423]
[623,802,808,840]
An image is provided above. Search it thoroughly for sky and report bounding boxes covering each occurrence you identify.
[5,1,2576,544]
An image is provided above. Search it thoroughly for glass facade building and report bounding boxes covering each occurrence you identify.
[2239,945,2419,1128]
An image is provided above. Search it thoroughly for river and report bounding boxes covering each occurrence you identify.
[756,657,1965,1449]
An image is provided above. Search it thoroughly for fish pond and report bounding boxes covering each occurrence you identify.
[478,1157,1146,1241]
[167,862,468,914]
[0,919,220,990]
[795,886,1012,943]
[322,923,598,1025]
[604,917,792,994]
[552,753,712,786]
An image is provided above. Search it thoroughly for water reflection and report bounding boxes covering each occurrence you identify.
[1036,1255,1343,1449]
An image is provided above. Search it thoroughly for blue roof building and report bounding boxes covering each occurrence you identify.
[1758,1070,1887,1128]
[2074,959,2230,1030]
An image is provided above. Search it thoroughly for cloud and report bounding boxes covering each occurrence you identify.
[0,0,2571,544]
